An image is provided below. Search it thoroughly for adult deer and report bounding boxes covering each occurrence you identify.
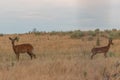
[9,37,36,60]
[91,39,113,59]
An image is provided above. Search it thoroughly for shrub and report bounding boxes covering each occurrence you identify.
[34,31,42,35]
[108,52,115,57]
[108,31,120,39]
[71,30,84,39]
[34,31,47,36]
[88,31,96,37]
[95,28,100,33]
[112,28,117,32]
[58,31,67,36]
[49,31,58,35]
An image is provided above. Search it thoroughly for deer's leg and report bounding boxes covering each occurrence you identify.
[16,54,19,61]
[32,52,36,59]
[27,52,33,60]
[91,52,97,59]
[29,51,36,59]
[104,53,107,58]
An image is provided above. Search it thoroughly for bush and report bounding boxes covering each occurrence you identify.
[88,31,96,37]
[34,31,42,35]
[104,30,111,34]
[108,52,115,57]
[34,31,47,36]
[49,31,58,35]
[108,31,120,39]
[71,30,84,39]
[95,28,100,33]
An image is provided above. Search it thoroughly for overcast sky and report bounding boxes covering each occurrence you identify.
[0,0,120,33]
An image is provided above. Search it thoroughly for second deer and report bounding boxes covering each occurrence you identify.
[9,37,36,61]
[91,39,113,59]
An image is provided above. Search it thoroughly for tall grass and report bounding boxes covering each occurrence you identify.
[0,29,119,80]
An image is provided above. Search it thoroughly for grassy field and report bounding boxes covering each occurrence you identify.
[0,32,120,80]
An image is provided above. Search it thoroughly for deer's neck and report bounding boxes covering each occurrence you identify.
[12,43,16,52]
[107,43,111,49]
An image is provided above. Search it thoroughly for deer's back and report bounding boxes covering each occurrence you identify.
[92,46,109,53]
[14,44,33,53]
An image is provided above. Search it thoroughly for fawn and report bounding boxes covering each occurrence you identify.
[9,37,36,60]
[91,39,113,59]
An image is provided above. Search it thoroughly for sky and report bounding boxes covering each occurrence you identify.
[0,0,120,34]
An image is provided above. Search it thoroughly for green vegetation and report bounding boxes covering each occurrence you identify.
[108,52,115,57]
[108,30,120,39]
[95,28,100,33]
[0,28,120,80]
[28,28,120,40]
[88,30,96,37]
[70,30,84,39]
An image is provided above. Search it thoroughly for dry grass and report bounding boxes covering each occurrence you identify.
[0,33,119,80]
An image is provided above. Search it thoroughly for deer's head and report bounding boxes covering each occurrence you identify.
[109,39,113,45]
[9,37,19,44]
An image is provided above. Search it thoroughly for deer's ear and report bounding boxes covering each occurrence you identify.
[15,37,19,42]
[9,37,12,40]
[110,39,112,41]
[15,37,18,40]
[109,38,112,41]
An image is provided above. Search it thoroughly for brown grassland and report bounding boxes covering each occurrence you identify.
[0,31,120,80]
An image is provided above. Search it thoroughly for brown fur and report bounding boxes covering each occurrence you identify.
[9,37,36,60]
[91,39,113,59]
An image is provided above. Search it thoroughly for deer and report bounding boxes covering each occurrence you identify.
[91,39,113,59]
[9,37,36,61]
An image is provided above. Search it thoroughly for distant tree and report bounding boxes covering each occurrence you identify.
[104,29,111,33]
[112,28,117,32]
[95,28,100,33]
[32,28,37,33]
